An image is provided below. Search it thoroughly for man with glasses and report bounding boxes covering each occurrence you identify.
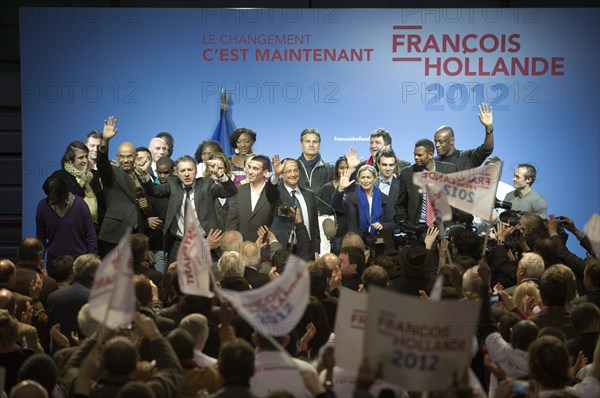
[433,102,494,171]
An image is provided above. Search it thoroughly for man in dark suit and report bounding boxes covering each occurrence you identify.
[13,238,58,307]
[97,116,148,254]
[142,155,237,263]
[395,138,459,228]
[226,155,278,242]
[270,157,321,260]
[375,148,401,207]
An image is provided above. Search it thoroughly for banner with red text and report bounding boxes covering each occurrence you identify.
[413,162,503,221]
[216,255,309,337]
[89,229,135,328]
[364,286,479,391]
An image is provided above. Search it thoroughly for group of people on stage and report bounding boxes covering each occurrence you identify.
[2,103,598,398]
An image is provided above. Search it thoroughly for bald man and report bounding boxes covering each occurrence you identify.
[97,116,150,254]
[148,137,167,176]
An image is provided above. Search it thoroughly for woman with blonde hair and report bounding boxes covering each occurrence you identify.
[513,280,541,317]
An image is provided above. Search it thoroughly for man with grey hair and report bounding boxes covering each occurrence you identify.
[46,254,100,345]
[504,252,545,295]
[148,136,168,176]
[241,241,269,289]
[179,313,216,366]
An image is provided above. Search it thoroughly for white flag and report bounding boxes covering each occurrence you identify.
[429,274,444,301]
[216,255,310,337]
[89,229,135,329]
[177,199,213,297]
[413,162,503,221]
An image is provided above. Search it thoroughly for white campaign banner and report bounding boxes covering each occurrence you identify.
[364,286,480,391]
[413,162,503,221]
[216,255,310,337]
[89,229,135,329]
[177,199,213,297]
[333,288,368,370]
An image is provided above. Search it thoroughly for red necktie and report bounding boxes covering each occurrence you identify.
[425,195,436,227]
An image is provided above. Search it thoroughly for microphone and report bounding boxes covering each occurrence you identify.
[322,218,337,240]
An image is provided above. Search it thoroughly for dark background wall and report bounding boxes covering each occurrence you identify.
[0,0,597,260]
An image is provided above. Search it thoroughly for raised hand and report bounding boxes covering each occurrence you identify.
[206,229,223,250]
[345,147,362,170]
[478,102,493,130]
[424,226,439,249]
[29,273,42,300]
[338,168,355,191]
[102,116,117,140]
[271,154,284,177]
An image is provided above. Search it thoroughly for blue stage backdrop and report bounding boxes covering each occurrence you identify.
[20,8,599,256]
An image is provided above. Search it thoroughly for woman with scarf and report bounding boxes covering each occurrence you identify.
[331,165,395,236]
[51,141,104,230]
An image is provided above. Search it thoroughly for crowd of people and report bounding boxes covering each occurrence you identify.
[1,103,598,398]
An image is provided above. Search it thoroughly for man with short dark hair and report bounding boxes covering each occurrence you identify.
[13,238,58,306]
[375,148,401,207]
[504,163,548,218]
[434,102,494,171]
[85,131,102,171]
[395,139,458,227]
[213,339,258,398]
[296,128,334,197]
[339,246,366,291]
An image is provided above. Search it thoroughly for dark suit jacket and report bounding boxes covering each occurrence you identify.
[270,184,320,255]
[244,267,270,289]
[529,307,577,340]
[143,175,237,249]
[225,181,279,242]
[14,263,58,306]
[331,187,395,235]
[97,147,146,244]
[380,177,400,211]
[395,161,459,226]
[46,282,90,344]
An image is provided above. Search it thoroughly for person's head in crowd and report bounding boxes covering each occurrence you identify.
[272,249,290,274]
[221,230,243,253]
[47,255,74,286]
[372,255,398,277]
[462,266,481,299]
[516,252,545,283]
[333,156,349,182]
[369,128,392,158]
[539,265,575,307]
[156,131,174,157]
[166,328,195,361]
[518,213,546,238]
[204,152,232,180]
[339,246,366,277]
[511,320,540,351]
[438,264,464,289]
[341,233,366,252]
[174,155,198,188]
[42,175,69,205]
[399,244,433,279]
[9,380,48,398]
[375,148,397,180]
[413,139,435,170]
[0,259,17,287]
[359,265,389,292]
[513,281,541,315]
[528,335,570,390]
[116,382,155,398]
[131,233,150,265]
[148,137,167,164]
[240,241,261,270]
[230,127,256,157]
[356,165,377,194]
[0,288,15,314]
[533,237,559,266]
[17,353,57,396]
[160,267,181,307]
[364,232,396,259]
[452,255,477,271]
[244,154,271,185]
[537,326,567,343]
[179,313,210,351]
[583,257,600,293]
[17,238,44,265]
[155,156,175,184]
[116,142,136,173]
[449,228,482,262]
[433,125,455,158]
[194,139,224,164]
[103,337,139,377]
[513,163,537,190]
[0,308,18,346]
[135,147,152,173]
[280,158,300,189]
[571,302,600,334]
[296,297,331,359]
[308,261,331,298]
[77,303,100,339]
[299,128,321,160]
[218,339,255,386]
[134,274,154,307]
[85,130,102,165]
[498,312,522,343]
[218,251,244,278]
[61,140,89,171]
